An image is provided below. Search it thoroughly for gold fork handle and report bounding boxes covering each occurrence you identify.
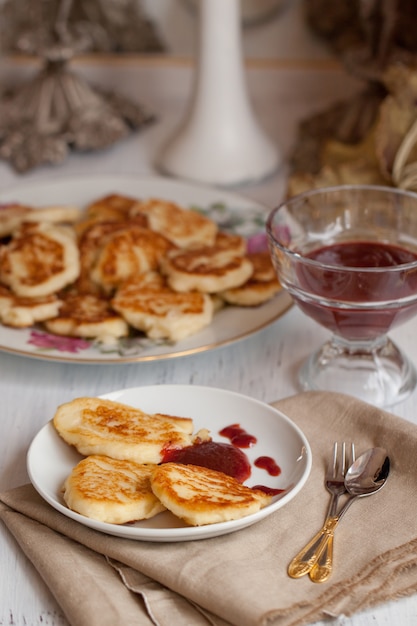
[309,533,334,583]
[309,496,357,582]
[287,517,338,578]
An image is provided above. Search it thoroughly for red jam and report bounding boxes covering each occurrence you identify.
[161,421,285,494]
[252,484,285,496]
[161,440,251,483]
[254,456,281,476]
[297,240,417,341]
[219,423,257,448]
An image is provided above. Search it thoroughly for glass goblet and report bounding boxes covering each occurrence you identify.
[266,184,417,407]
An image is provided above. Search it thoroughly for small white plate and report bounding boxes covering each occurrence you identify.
[27,385,312,542]
[0,174,292,364]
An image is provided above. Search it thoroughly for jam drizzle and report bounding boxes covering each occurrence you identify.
[218,423,284,495]
[252,484,285,496]
[254,456,281,476]
[219,423,257,448]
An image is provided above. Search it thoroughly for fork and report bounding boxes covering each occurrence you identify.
[309,442,355,582]
[288,442,355,580]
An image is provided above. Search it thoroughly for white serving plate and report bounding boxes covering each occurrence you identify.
[27,384,312,542]
[0,174,291,363]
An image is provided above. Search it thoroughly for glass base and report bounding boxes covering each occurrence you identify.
[299,335,417,408]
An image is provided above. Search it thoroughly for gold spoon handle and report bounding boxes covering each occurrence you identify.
[309,495,359,582]
[287,517,338,578]
[309,532,335,583]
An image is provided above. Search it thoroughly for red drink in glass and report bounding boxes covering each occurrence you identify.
[296,241,417,341]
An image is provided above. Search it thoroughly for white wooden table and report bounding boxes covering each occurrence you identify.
[1,54,417,626]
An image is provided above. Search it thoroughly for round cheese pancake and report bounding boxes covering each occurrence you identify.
[76,220,131,295]
[130,198,218,249]
[221,279,281,306]
[112,272,214,342]
[150,463,272,526]
[0,285,61,327]
[86,193,142,221]
[44,292,129,343]
[77,217,164,294]
[63,455,165,524]
[0,222,80,298]
[90,225,172,294]
[160,247,253,294]
[0,203,81,238]
[22,205,82,225]
[53,396,194,465]
[220,252,282,306]
[212,231,246,257]
[245,251,277,282]
[75,194,147,238]
[0,204,32,237]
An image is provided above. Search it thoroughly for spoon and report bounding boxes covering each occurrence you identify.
[309,447,390,583]
[288,447,390,582]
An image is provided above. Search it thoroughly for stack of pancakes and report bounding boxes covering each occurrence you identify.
[54,396,272,526]
[0,194,281,343]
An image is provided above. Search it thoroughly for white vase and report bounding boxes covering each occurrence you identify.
[157,0,281,186]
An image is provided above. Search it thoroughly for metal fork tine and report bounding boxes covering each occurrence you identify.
[340,442,346,477]
[331,442,338,477]
[326,442,346,519]
[344,443,355,478]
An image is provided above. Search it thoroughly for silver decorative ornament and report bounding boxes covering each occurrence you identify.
[0,0,161,172]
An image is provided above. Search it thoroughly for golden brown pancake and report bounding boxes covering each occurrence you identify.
[75,218,149,294]
[0,222,80,298]
[85,193,142,222]
[150,463,272,526]
[44,292,129,343]
[53,396,195,464]
[76,221,128,295]
[0,203,82,238]
[90,225,172,294]
[212,230,247,257]
[0,204,33,237]
[63,455,165,524]
[160,246,253,294]
[246,251,277,282]
[23,205,82,225]
[75,194,148,238]
[0,284,61,327]
[130,198,218,249]
[220,252,282,306]
[112,272,214,342]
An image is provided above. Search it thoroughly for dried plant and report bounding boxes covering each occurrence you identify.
[0,0,164,54]
[0,0,159,172]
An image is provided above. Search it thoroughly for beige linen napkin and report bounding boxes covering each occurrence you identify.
[2,390,417,626]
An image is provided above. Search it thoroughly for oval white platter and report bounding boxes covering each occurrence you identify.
[0,174,292,364]
[27,384,312,542]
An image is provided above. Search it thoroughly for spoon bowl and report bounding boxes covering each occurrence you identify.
[344,447,390,500]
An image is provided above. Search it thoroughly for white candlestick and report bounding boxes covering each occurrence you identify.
[157,0,281,186]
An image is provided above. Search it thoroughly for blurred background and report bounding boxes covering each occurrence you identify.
[0,0,332,61]
[140,0,331,60]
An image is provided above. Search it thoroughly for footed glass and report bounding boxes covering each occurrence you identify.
[266,185,417,407]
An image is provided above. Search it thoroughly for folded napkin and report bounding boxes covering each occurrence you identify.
[2,390,417,626]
